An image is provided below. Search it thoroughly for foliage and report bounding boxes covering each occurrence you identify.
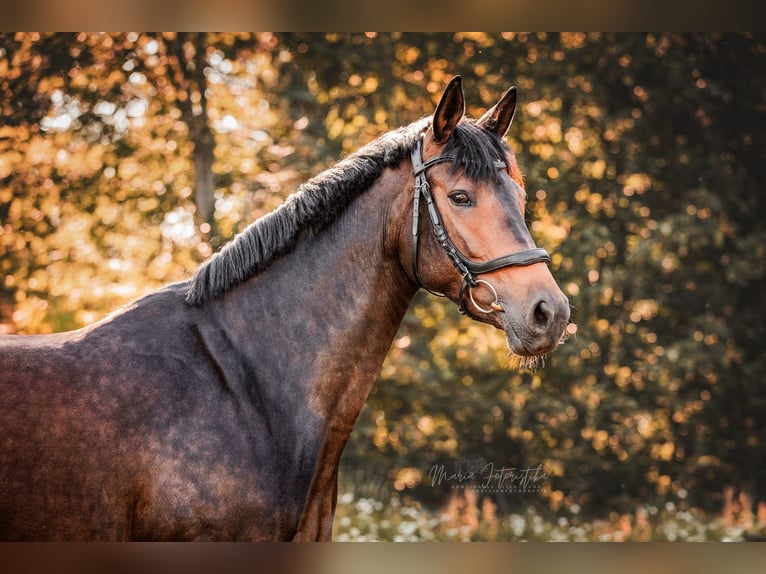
[2,33,765,532]
[332,487,763,541]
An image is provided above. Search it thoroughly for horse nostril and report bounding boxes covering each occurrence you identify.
[533,299,551,328]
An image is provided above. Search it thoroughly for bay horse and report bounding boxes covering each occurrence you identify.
[0,76,569,540]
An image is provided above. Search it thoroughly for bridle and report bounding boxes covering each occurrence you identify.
[410,135,552,320]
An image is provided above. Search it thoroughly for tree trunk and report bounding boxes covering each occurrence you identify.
[169,33,216,231]
[191,118,215,227]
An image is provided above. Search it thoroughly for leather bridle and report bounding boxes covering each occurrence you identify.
[410,136,552,319]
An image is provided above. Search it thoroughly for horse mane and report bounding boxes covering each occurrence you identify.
[185,116,515,305]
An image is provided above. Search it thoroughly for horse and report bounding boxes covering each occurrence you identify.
[0,76,570,540]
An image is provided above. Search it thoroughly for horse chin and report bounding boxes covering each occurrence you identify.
[499,317,556,371]
[505,350,547,372]
[502,321,570,372]
[502,332,542,371]
[472,309,552,371]
[503,332,554,371]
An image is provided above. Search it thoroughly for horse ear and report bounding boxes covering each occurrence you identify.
[477,85,517,138]
[432,75,465,144]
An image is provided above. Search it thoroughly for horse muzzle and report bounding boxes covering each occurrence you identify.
[467,273,570,357]
[502,291,570,356]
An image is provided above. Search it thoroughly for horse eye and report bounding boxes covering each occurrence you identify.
[449,191,472,206]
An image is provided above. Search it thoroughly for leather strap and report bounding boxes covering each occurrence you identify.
[409,136,552,316]
[461,248,552,274]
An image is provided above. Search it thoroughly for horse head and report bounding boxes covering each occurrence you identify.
[406,76,570,365]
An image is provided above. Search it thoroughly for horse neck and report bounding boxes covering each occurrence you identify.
[212,166,416,430]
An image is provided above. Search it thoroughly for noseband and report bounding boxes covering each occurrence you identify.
[410,136,551,319]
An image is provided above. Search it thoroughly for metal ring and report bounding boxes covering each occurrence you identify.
[468,279,503,314]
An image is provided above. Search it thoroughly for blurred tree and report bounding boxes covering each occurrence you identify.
[277,32,766,518]
[1,32,279,332]
[2,32,765,523]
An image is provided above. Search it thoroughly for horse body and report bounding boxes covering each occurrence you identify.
[1,285,274,540]
[0,167,415,540]
[0,77,570,540]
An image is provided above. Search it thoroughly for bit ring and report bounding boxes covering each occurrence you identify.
[468,279,504,314]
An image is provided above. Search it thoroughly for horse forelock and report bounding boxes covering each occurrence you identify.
[442,120,519,186]
[185,115,518,305]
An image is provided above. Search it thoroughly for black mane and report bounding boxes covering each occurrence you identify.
[185,117,511,305]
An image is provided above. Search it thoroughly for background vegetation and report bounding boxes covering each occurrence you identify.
[2,33,765,540]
